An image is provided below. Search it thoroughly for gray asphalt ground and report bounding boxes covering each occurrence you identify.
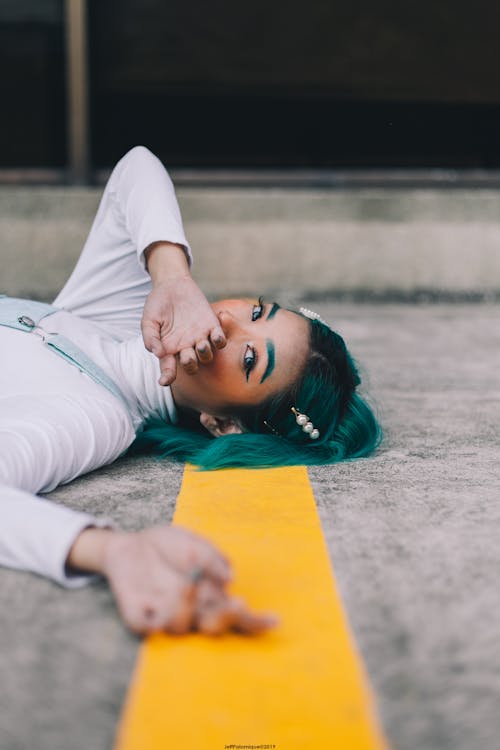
[1,301,499,750]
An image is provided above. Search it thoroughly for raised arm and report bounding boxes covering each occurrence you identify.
[113,145,227,382]
[54,146,226,380]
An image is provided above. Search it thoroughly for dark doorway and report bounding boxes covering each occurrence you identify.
[0,1,66,168]
[89,0,500,169]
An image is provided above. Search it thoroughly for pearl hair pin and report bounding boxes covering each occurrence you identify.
[299,307,327,325]
[291,406,320,440]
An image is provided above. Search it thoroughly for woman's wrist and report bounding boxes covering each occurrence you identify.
[66,526,116,576]
[145,241,190,284]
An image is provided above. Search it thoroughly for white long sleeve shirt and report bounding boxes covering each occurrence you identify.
[0,146,191,587]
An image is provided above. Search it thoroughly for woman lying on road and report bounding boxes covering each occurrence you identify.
[0,147,381,636]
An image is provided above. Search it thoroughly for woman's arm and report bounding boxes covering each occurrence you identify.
[0,393,275,634]
[0,484,275,634]
[53,146,194,336]
[0,485,113,587]
[0,391,133,586]
[110,147,227,377]
[54,146,226,377]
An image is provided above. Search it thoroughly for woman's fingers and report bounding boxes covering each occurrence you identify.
[196,595,279,636]
[158,353,177,386]
[197,603,235,635]
[118,579,277,638]
[118,578,198,636]
[209,326,227,350]
[195,339,213,363]
[180,337,218,371]
[151,581,197,635]
[164,582,197,634]
[141,318,167,358]
[230,605,280,635]
[124,589,278,638]
[160,343,212,382]
[178,347,198,374]
[194,579,278,636]
[194,580,234,635]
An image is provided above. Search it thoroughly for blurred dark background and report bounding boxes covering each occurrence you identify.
[2,0,500,173]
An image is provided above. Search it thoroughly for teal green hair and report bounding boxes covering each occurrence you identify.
[130,314,382,470]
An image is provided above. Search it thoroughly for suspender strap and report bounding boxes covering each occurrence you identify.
[0,295,59,330]
[44,333,132,415]
[0,296,133,421]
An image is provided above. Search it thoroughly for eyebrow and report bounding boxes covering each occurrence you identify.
[266,302,280,320]
[260,339,275,383]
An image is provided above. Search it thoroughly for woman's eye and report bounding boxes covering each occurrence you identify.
[244,345,256,381]
[251,296,265,321]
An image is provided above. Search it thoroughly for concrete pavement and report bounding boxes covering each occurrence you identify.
[2,185,500,301]
[1,302,499,750]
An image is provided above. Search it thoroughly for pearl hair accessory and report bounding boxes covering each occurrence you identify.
[291,407,320,440]
[299,307,327,325]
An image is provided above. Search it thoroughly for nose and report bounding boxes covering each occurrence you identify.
[217,309,247,338]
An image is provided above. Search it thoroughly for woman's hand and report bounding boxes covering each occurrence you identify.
[142,242,226,385]
[193,577,278,636]
[68,525,277,636]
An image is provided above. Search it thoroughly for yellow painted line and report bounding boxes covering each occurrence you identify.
[116,465,388,750]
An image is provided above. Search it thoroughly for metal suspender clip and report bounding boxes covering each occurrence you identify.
[18,315,47,342]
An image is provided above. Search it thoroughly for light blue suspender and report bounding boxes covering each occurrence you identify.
[0,295,133,421]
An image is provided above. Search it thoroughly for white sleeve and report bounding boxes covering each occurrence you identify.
[0,485,111,588]
[109,144,193,270]
[54,145,192,337]
[0,394,134,588]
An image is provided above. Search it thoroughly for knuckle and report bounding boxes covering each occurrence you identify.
[199,613,226,636]
[166,618,191,635]
[125,612,147,636]
[166,604,194,634]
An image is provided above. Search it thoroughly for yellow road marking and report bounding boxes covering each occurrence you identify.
[116,465,388,750]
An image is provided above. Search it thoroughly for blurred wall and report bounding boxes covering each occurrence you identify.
[2,1,500,171]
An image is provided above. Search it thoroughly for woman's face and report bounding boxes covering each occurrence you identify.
[170,298,310,416]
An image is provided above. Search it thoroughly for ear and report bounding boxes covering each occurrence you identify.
[199,412,244,438]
